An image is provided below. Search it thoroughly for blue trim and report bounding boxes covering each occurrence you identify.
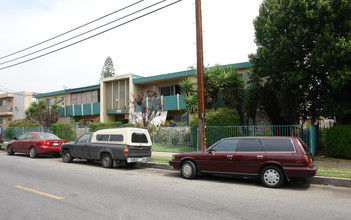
[34,84,100,98]
[133,62,251,84]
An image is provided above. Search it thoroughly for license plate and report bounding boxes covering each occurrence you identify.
[53,143,59,146]
[127,157,149,163]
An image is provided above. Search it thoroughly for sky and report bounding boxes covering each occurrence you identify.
[0,0,263,94]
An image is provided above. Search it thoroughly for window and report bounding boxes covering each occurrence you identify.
[26,134,34,140]
[71,90,99,105]
[77,133,92,143]
[132,132,148,143]
[261,139,295,152]
[237,139,264,152]
[96,134,109,141]
[18,134,27,140]
[159,85,181,96]
[110,135,123,142]
[0,119,4,124]
[37,133,60,140]
[211,139,239,152]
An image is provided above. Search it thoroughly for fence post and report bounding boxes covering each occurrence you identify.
[197,127,199,151]
[309,125,318,156]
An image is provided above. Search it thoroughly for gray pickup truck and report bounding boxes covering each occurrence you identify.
[60,128,152,168]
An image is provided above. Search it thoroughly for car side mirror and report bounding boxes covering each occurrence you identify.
[13,137,17,140]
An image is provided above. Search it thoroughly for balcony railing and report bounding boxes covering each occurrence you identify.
[162,94,185,111]
[59,103,100,117]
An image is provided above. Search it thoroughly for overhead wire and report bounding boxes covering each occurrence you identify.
[0,0,145,60]
[0,0,167,66]
[0,0,183,71]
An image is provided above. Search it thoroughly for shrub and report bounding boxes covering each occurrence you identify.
[89,122,122,132]
[123,123,136,127]
[325,125,351,159]
[190,108,240,126]
[51,123,76,142]
[8,119,41,127]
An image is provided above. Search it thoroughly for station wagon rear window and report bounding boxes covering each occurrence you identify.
[132,132,148,143]
[261,139,295,152]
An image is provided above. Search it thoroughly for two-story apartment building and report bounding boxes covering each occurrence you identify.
[0,91,35,127]
[35,62,251,125]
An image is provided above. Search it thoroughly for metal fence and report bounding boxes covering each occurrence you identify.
[2,125,318,155]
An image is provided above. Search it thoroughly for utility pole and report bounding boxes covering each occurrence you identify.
[195,0,206,151]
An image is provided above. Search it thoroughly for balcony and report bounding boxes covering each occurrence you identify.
[162,94,185,111]
[59,103,100,117]
[0,106,13,116]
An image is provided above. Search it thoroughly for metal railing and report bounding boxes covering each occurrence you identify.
[2,125,318,155]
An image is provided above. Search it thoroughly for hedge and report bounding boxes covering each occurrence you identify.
[51,123,76,142]
[89,122,122,132]
[325,125,351,159]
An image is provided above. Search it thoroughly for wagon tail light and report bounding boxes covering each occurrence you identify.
[124,148,129,155]
[304,154,313,166]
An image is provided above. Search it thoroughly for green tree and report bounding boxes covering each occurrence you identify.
[250,0,351,124]
[25,100,60,127]
[244,71,262,125]
[100,56,115,79]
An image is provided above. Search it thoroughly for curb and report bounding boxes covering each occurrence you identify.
[140,162,351,188]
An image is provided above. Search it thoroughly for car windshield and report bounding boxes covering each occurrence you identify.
[37,133,60,140]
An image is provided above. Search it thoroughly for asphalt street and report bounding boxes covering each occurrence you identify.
[1,150,351,220]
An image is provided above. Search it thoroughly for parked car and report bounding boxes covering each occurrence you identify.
[6,132,66,158]
[169,136,318,188]
[0,126,3,146]
[60,128,152,168]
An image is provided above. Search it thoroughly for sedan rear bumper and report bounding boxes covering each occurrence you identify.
[284,164,318,178]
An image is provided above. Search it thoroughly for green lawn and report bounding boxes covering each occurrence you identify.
[317,166,351,179]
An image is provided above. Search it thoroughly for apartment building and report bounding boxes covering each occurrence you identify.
[0,91,35,127]
[35,62,251,125]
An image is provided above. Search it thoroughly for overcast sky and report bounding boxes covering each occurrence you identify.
[0,0,263,94]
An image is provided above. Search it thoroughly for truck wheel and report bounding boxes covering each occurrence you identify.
[62,150,73,163]
[101,153,113,168]
[29,147,38,158]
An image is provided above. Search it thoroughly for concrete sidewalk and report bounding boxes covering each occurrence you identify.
[150,151,351,188]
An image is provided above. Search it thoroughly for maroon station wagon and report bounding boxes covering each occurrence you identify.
[169,137,318,188]
[6,132,66,158]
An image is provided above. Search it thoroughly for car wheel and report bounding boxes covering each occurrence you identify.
[180,161,197,179]
[101,153,113,168]
[62,150,73,163]
[260,166,285,188]
[7,145,14,155]
[29,147,38,158]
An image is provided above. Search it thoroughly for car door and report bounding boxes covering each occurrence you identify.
[71,133,92,158]
[12,134,27,153]
[24,133,35,154]
[233,139,266,175]
[200,139,239,173]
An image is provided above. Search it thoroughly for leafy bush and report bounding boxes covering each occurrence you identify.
[190,108,240,126]
[325,125,351,159]
[89,122,122,132]
[51,123,76,141]
[122,123,136,127]
[8,119,41,127]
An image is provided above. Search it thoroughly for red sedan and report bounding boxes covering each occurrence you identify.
[6,132,66,158]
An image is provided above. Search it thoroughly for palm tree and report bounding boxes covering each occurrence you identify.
[217,65,245,125]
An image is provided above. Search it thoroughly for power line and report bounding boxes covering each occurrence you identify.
[0,0,167,66]
[0,0,182,71]
[0,0,144,60]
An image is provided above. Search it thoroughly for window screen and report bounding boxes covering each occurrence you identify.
[237,139,263,152]
[132,132,148,143]
[110,135,123,142]
[211,139,239,152]
[261,139,295,152]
